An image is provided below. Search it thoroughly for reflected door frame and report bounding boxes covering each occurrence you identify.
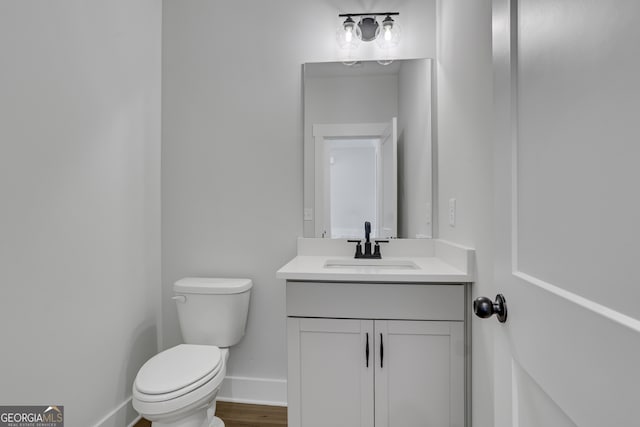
[313,122,393,238]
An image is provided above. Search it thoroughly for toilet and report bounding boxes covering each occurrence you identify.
[133,277,252,427]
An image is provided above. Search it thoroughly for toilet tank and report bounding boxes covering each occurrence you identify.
[173,278,252,347]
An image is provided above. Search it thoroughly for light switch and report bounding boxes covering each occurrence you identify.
[304,208,313,221]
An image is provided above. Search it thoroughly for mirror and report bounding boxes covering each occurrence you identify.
[303,59,433,239]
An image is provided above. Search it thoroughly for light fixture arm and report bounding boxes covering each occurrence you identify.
[338,12,399,18]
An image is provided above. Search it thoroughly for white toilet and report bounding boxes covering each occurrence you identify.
[132,277,252,427]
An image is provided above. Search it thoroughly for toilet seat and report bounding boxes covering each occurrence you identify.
[132,345,227,420]
[134,344,223,403]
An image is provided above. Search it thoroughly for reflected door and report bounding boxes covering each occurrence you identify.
[327,138,379,238]
[314,119,397,239]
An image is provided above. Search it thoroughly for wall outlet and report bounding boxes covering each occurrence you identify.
[448,198,456,227]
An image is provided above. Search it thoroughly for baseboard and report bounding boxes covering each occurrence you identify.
[92,396,139,427]
[127,415,142,427]
[218,376,287,407]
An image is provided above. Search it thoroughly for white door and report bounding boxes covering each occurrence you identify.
[492,1,640,426]
[287,317,374,427]
[374,320,464,427]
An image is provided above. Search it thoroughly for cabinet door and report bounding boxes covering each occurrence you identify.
[374,320,465,427]
[288,317,374,427]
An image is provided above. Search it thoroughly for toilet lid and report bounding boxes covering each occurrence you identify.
[135,344,222,395]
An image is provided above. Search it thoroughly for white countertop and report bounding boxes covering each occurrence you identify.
[276,238,475,283]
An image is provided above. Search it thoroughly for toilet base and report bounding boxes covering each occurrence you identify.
[151,415,224,427]
[150,409,206,427]
[149,403,224,427]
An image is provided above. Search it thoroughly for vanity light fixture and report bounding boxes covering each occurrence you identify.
[337,13,401,50]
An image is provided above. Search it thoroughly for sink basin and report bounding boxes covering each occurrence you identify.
[323,258,419,270]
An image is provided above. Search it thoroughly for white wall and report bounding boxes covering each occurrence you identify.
[162,0,436,404]
[436,0,494,426]
[0,2,161,426]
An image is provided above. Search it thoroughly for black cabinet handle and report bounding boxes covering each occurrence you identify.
[365,333,370,367]
[380,333,384,368]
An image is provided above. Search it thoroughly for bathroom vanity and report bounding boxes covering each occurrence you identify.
[277,238,474,427]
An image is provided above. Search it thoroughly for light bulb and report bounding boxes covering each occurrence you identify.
[336,16,361,49]
[377,16,400,49]
[345,27,353,42]
[383,26,392,41]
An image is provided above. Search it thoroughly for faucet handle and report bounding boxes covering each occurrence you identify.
[373,240,389,258]
[348,239,363,258]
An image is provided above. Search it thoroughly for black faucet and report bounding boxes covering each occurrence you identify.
[348,221,388,259]
[364,221,372,254]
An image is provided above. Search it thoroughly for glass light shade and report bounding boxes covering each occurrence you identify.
[336,17,361,49]
[376,16,401,49]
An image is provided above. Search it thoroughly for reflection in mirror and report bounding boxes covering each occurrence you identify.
[314,120,397,238]
[303,59,433,239]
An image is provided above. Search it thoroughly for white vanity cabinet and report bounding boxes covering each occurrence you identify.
[286,281,469,427]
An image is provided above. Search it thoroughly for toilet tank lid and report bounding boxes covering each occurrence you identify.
[174,277,253,294]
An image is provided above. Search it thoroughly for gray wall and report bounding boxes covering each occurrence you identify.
[398,59,433,238]
[0,2,161,426]
[162,0,436,403]
[436,0,495,426]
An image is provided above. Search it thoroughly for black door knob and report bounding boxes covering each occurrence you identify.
[473,294,508,323]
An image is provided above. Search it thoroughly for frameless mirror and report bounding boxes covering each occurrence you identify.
[303,59,434,239]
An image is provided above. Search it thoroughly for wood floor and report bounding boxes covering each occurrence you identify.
[133,401,287,427]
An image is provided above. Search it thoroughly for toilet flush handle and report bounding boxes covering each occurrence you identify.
[172,295,187,303]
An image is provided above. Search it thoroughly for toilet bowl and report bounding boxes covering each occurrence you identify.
[133,278,252,427]
[133,345,228,426]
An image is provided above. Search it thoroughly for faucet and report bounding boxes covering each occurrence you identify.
[348,221,388,259]
[364,221,371,243]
